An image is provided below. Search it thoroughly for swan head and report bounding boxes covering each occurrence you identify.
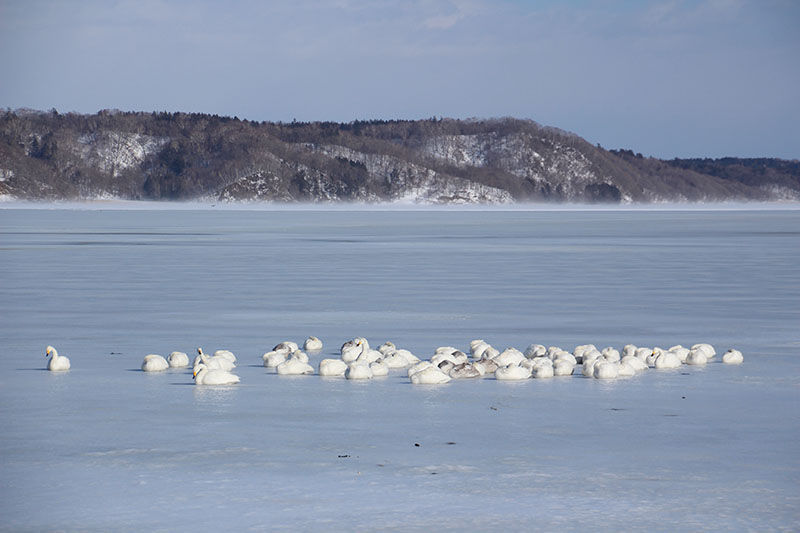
[45,346,57,357]
[197,347,204,355]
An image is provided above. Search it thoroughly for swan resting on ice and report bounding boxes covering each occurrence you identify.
[46,345,70,371]
[193,363,240,385]
[141,354,169,372]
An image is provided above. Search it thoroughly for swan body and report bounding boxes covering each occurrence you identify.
[601,347,620,363]
[431,352,459,366]
[319,358,348,376]
[142,354,169,372]
[304,336,323,352]
[621,355,648,372]
[474,358,499,374]
[617,361,636,377]
[168,351,189,368]
[383,351,413,368]
[531,362,554,379]
[214,350,236,363]
[346,362,373,380]
[378,341,396,355]
[482,346,500,360]
[195,349,235,372]
[593,362,619,379]
[408,361,434,378]
[654,351,682,369]
[449,363,481,379]
[670,346,690,363]
[193,363,239,385]
[691,343,716,359]
[410,366,451,384]
[263,351,287,368]
[525,344,547,358]
[437,360,455,374]
[273,341,299,354]
[622,344,638,358]
[276,356,314,375]
[341,342,363,363]
[722,349,744,364]
[45,346,70,371]
[685,349,708,366]
[554,352,577,366]
[582,358,600,377]
[493,348,525,367]
[369,360,389,377]
[553,360,575,376]
[495,364,531,381]
[470,340,491,358]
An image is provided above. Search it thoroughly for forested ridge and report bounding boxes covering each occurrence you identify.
[1,108,797,203]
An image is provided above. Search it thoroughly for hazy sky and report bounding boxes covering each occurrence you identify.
[1,0,798,158]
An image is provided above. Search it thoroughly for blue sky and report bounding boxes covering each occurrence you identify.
[1,0,798,158]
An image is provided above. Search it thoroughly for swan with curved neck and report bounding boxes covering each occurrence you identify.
[193,363,240,385]
[46,345,70,371]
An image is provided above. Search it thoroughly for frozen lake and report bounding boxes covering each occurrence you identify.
[1,204,799,531]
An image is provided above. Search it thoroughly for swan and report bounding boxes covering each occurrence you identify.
[195,348,235,371]
[354,339,381,363]
[493,348,526,367]
[319,358,348,376]
[495,364,531,381]
[273,341,299,354]
[168,351,189,368]
[654,351,682,369]
[582,358,600,377]
[370,360,389,377]
[473,358,499,374]
[482,346,500,360]
[214,350,236,363]
[431,352,459,367]
[525,344,547,358]
[263,351,287,368]
[276,355,314,375]
[290,350,309,364]
[722,349,744,364]
[449,363,482,379]
[691,343,716,359]
[553,360,575,376]
[622,344,638,358]
[553,352,577,366]
[346,362,373,380]
[670,346,690,363]
[382,351,413,369]
[437,360,455,374]
[435,346,459,355]
[593,362,619,379]
[304,336,323,352]
[531,362,555,379]
[142,354,169,372]
[685,349,708,366]
[193,363,240,385]
[378,341,396,355]
[617,361,636,377]
[621,355,648,372]
[470,340,491,358]
[341,339,363,363]
[45,346,70,371]
[410,366,451,384]
[408,361,434,378]
[601,347,620,363]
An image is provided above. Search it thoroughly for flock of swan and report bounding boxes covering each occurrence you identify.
[44,335,745,385]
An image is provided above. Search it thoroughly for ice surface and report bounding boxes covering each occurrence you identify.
[1,206,799,531]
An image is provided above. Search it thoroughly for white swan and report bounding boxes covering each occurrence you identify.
[722,349,744,364]
[470,340,491,358]
[495,364,531,381]
[195,348,235,372]
[408,361,434,378]
[319,358,348,376]
[553,360,575,376]
[45,346,70,371]
[276,356,314,375]
[168,351,189,368]
[669,346,690,363]
[370,360,389,377]
[142,354,169,372]
[262,351,287,368]
[531,362,555,379]
[354,339,381,363]
[685,349,708,366]
[691,343,716,359]
[213,350,236,363]
[601,347,620,362]
[493,348,526,367]
[410,366,451,384]
[304,336,323,352]
[593,362,619,379]
[193,363,240,385]
[378,341,396,355]
[525,344,547,358]
[654,350,682,369]
[273,341,299,354]
[346,362,373,380]
[449,363,481,379]
[621,355,648,372]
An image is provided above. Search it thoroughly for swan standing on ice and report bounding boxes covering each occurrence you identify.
[168,351,189,368]
[193,363,240,385]
[142,354,169,372]
[45,346,70,371]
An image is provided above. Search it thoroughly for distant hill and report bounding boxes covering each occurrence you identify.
[1,109,797,203]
